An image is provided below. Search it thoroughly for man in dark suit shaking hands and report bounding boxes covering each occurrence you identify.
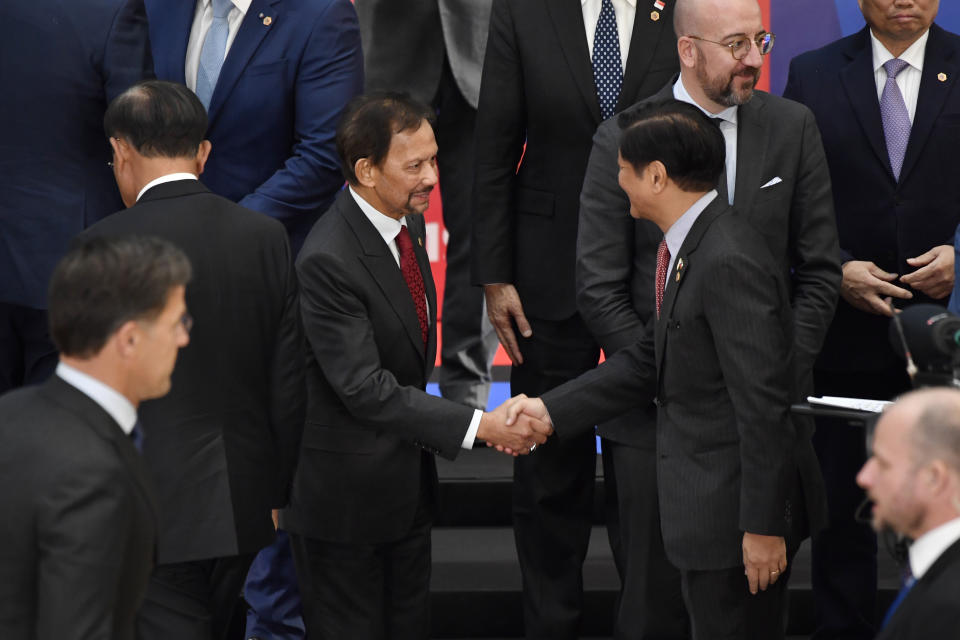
[508,100,824,640]
[0,234,192,639]
[858,388,960,639]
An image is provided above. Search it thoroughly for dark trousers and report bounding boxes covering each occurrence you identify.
[289,512,432,640]
[510,314,600,639]
[811,368,910,640]
[603,440,689,639]
[680,546,796,640]
[434,57,497,410]
[0,302,57,393]
[137,553,256,640]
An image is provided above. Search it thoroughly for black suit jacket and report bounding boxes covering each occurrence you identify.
[577,80,842,446]
[471,0,678,319]
[284,190,475,545]
[84,179,304,564]
[0,376,157,639]
[543,199,825,570]
[785,24,960,374]
[877,537,960,639]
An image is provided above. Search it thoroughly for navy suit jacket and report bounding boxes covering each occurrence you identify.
[144,0,364,252]
[0,0,153,309]
[785,25,960,374]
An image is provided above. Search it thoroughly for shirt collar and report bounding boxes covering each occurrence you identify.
[871,28,929,74]
[664,190,718,259]
[581,0,637,7]
[136,173,199,202]
[908,516,960,580]
[200,0,251,14]
[349,187,408,247]
[674,76,739,125]
[56,362,138,435]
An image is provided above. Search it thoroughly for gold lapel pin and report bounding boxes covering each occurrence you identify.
[676,257,685,282]
[650,10,660,21]
[263,15,273,26]
[418,237,423,247]
[939,72,948,82]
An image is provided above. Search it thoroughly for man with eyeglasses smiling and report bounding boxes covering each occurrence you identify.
[575,0,841,637]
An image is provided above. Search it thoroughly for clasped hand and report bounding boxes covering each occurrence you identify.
[477,394,554,456]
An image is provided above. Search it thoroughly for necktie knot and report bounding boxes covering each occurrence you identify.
[129,420,144,453]
[884,58,910,79]
[212,0,234,20]
[396,225,413,254]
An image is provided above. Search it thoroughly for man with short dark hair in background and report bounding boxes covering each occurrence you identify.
[0,234,191,640]
[858,388,960,639]
[85,79,305,640]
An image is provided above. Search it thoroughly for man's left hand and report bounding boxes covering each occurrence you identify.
[742,532,786,595]
[900,245,954,299]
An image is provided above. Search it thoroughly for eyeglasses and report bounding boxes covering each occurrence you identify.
[685,32,775,60]
[180,312,194,334]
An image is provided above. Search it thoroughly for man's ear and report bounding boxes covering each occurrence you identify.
[354,157,377,188]
[112,320,140,359]
[110,136,130,172]
[195,140,212,175]
[648,160,668,194]
[677,37,698,70]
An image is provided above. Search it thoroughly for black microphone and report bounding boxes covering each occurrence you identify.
[889,304,960,386]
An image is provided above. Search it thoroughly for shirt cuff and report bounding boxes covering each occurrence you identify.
[462,409,483,449]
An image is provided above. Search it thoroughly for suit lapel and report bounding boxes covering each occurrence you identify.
[40,376,159,527]
[149,0,195,83]
[546,0,602,123]
[207,0,281,125]
[655,198,726,373]
[339,193,428,364]
[840,28,893,178]
[901,24,958,183]
[616,5,671,112]
[732,94,769,214]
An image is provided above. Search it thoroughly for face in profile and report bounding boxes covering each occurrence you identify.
[132,285,191,401]
[371,120,439,219]
[617,152,652,220]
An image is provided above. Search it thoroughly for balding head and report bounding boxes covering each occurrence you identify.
[899,388,960,475]
[674,0,762,37]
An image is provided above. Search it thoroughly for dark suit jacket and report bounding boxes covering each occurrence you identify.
[543,199,824,570]
[784,24,960,374]
[577,81,842,446]
[0,376,157,639]
[144,0,364,252]
[284,190,475,545]
[0,0,153,309]
[471,0,679,319]
[84,179,304,564]
[877,537,960,639]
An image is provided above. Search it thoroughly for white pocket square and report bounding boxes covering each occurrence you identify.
[761,177,782,189]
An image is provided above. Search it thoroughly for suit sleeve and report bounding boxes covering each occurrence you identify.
[298,249,473,460]
[576,119,661,352]
[470,0,526,286]
[785,103,843,375]
[542,322,658,435]
[269,236,306,506]
[35,457,133,639]
[238,0,364,221]
[703,250,795,536]
[101,0,155,101]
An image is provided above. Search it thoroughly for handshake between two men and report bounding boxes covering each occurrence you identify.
[476,394,553,456]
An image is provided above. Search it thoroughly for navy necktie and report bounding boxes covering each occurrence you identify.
[881,568,916,629]
[129,420,144,453]
[592,0,623,120]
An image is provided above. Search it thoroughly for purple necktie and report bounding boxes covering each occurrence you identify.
[880,58,912,181]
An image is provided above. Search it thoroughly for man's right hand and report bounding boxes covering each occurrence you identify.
[477,394,553,455]
[484,283,532,365]
[840,260,912,316]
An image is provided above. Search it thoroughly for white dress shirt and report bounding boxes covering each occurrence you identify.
[348,187,482,449]
[663,190,718,281]
[674,77,739,204]
[582,0,636,73]
[185,0,252,92]
[136,173,199,202]
[909,517,960,580]
[56,362,137,435]
[871,29,928,124]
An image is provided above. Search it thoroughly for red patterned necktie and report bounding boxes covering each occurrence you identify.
[655,239,670,318]
[395,226,428,348]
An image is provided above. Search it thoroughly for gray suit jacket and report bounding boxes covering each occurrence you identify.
[577,79,842,446]
[545,199,824,570]
[356,0,492,107]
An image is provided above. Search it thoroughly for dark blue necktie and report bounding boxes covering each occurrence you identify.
[129,420,144,453]
[881,568,915,629]
[592,0,622,120]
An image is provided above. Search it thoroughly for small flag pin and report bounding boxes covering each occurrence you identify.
[653,0,665,9]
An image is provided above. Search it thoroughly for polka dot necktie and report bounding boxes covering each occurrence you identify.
[655,239,670,318]
[880,58,912,181]
[592,0,623,120]
[396,226,428,349]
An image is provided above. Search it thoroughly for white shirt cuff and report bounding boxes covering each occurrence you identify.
[461,409,483,449]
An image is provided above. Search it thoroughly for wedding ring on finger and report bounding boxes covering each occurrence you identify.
[529,443,537,453]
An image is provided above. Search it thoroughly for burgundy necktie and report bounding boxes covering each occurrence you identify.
[395,226,428,348]
[655,239,670,318]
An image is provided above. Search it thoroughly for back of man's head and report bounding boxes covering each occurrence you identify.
[104,80,208,158]
[49,235,192,359]
[618,100,726,192]
[335,91,436,185]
